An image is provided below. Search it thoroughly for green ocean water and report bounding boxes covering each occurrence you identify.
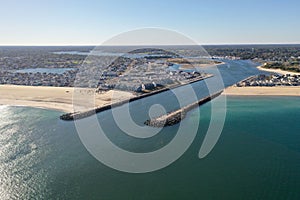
[0,96,300,199]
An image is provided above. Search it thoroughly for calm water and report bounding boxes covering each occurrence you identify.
[0,96,300,199]
[1,61,300,199]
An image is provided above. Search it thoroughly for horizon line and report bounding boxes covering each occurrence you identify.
[0,43,300,46]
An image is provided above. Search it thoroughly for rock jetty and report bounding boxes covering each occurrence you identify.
[144,91,223,127]
[60,75,214,121]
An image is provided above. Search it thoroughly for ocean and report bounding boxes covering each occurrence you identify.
[1,60,300,199]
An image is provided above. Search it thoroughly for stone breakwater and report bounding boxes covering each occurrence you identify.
[144,91,223,127]
[60,88,169,121]
[60,74,214,121]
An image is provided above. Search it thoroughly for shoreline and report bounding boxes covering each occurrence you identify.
[0,85,136,113]
[0,99,72,113]
[0,74,213,118]
[1,78,299,116]
[257,65,300,75]
[0,85,75,112]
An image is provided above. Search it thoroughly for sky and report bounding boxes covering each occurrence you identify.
[0,0,300,45]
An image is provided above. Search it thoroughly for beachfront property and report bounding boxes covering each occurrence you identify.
[236,74,300,87]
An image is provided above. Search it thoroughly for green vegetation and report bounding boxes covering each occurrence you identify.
[263,62,300,73]
[205,44,300,73]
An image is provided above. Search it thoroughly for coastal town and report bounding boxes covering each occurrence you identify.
[0,46,299,121]
[0,46,84,86]
[0,70,77,87]
[1,46,300,91]
[206,44,300,73]
[97,58,208,93]
[0,47,211,94]
[236,74,300,87]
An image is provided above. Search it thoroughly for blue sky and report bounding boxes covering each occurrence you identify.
[0,0,299,45]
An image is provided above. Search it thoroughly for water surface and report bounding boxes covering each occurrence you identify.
[0,96,299,199]
[2,60,299,199]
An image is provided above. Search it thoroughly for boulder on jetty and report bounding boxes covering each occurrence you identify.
[144,91,223,127]
[144,110,186,127]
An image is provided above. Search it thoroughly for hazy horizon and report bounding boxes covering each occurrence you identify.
[1,43,300,47]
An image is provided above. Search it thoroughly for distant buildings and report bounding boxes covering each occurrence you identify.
[97,60,205,93]
[236,74,300,87]
[0,70,77,87]
[0,47,208,91]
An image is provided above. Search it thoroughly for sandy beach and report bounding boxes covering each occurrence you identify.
[257,66,300,75]
[223,86,300,96]
[0,74,212,115]
[0,85,135,113]
[1,83,299,114]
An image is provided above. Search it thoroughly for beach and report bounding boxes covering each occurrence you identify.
[0,85,135,113]
[257,66,300,75]
[223,86,300,96]
[1,84,299,114]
